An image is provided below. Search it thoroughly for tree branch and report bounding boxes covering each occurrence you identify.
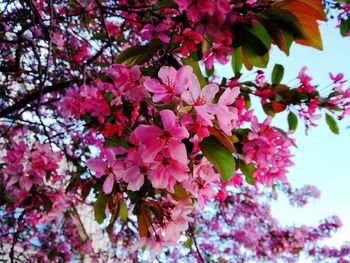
[0,81,75,119]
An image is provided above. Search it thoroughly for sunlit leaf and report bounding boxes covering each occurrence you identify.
[287,111,298,131]
[271,64,284,84]
[240,23,272,68]
[199,135,235,182]
[119,201,128,221]
[325,113,339,134]
[231,48,242,77]
[274,0,326,50]
[208,126,237,153]
[116,39,163,67]
[238,159,255,185]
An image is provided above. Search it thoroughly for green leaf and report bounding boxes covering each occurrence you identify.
[94,193,107,224]
[115,46,149,67]
[340,17,350,37]
[325,113,339,134]
[245,23,272,49]
[262,103,276,117]
[239,23,272,68]
[231,48,242,77]
[119,201,128,221]
[244,94,252,109]
[116,40,162,67]
[287,111,298,131]
[182,58,207,87]
[91,32,107,40]
[260,7,306,40]
[205,66,215,77]
[238,160,255,185]
[184,238,193,249]
[271,64,284,84]
[199,136,235,182]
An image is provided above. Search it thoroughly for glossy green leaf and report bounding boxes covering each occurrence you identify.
[116,40,162,67]
[199,135,235,182]
[158,0,178,8]
[325,113,339,134]
[115,45,150,67]
[271,64,284,84]
[287,111,298,131]
[245,23,272,49]
[94,193,107,224]
[240,23,272,68]
[119,201,128,221]
[231,48,242,77]
[238,160,255,185]
[260,7,306,40]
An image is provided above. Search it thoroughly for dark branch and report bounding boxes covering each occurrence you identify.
[0,81,75,119]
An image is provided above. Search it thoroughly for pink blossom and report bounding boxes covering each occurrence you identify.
[243,117,294,186]
[329,72,345,83]
[181,74,219,126]
[298,66,314,93]
[130,109,189,162]
[141,23,170,43]
[181,113,210,142]
[175,28,203,56]
[148,147,189,192]
[87,148,123,194]
[203,43,232,69]
[163,198,192,241]
[183,158,219,209]
[105,20,121,37]
[214,87,240,135]
[144,66,193,103]
[122,148,148,191]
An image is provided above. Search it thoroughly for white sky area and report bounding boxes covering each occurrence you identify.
[217,19,350,261]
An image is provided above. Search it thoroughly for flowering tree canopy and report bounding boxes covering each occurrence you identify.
[1,0,350,262]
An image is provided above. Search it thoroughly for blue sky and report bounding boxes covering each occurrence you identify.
[217,19,350,257]
[267,20,350,249]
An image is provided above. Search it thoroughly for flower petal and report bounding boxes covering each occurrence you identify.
[218,87,240,105]
[144,78,165,93]
[160,110,176,131]
[158,66,177,86]
[86,158,105,177]
[103,174,114,194]
[201,84,219,102]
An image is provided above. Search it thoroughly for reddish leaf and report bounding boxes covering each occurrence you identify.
[208,126,237,153]
[171,183,190,201]
[274,0,326,50]
[271,101,287,113]
[137,204,152,237]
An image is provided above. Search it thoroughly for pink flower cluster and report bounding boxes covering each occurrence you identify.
[243,117,294,186]
[59,64,146,124]
[2,141,62,192]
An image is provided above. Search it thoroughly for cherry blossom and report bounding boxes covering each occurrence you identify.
[144,66,193,103]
